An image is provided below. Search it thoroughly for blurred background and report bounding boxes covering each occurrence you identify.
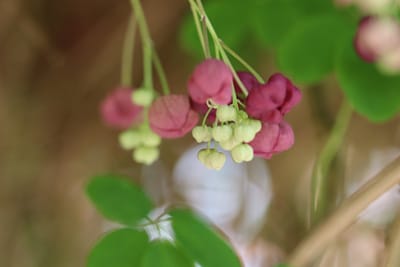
[1,0,399,266]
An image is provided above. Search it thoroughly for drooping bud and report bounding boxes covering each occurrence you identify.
[216,105,237,122]
[133,146,160,165]
[119,130,142,149]
[231,144,254,163]
[219,136,242,151]
[234,119,261,143]
[132,88,155,107]
[192,126,212,143]
[212,125,233,142]
[141,129,162,147]
[197,148,226,170]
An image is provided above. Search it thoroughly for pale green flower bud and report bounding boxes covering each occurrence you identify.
[197,148,211,164]
[216,105,237,122]
[206,150,226,170]
[231,144,254,163]
[132,88,154,107]
[133,146,159,165]
[212,125,233,142]
[234,122,256,143]
[119,130,142,149]
[219,136,242,151]
[141,130,161,147]
[236,110,249,121]
[192,126,212,143]
[249,119,262,133]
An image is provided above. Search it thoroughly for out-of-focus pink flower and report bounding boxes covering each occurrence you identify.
[234,71,261,98]
[246,73,301,123]
[188,59,233,105]
[354,16,400,62]
[100,87,143,129]
[249,121,294,159]
[149,94,199,138]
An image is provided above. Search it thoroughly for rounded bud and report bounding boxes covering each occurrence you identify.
[141,129,162,147]
[212,125,233,142]
[231,144,254,163]
[207,150,226,170]
[249,119,262,133]
[234,121,257,143]
[197,148,211,164]
[192,126,212,143]
[216,105,237,122]
[119,130,142,149]
[219,136,242,151]
[133,146,159,165]
[132,88,155,107]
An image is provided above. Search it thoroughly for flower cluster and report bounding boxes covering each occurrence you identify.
[100,87,198,165]
[188,59,301,170]
[354,15,400,74]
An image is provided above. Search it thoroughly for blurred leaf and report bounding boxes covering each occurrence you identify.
[250,0,302,47]
[277,14,354,84]
[87,228,149,267]
[141,241,195,267]
[86,175,153,225]
[171,209,241,267]
[274,264,291,267]
[336,43,400,122]
[180,0,250,58]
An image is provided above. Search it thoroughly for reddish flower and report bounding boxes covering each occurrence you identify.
[234,71,261,98]
[248,121,294,159]
[100,87,143,129]
[354,16,378,62]
[245,73,301,123]
[149,94,199,138]
[188,59,233,105]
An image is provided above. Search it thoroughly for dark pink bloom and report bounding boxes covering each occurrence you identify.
[234,71,261,98]
[149,94,199,138]
[100,87,143,129]
[245,73,301,123]
[248,121,294,159]
[354,16,378,62]
[188,59,233,105]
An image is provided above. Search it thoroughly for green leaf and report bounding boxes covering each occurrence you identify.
[86,175,153,225]
[274,264,291,267]
[277,14,354,84]
[87,228,149,267]
[141,241,195,267]
[171,209,241,267]
[336,43,400,122]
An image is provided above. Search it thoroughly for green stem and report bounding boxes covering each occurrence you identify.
[220,40,264,83]
[152,49,170,95]
[130,0,153,89]
[310,100,352,225]
[121,16,136,86]
[188,0,208,58]
[288,155,400,267]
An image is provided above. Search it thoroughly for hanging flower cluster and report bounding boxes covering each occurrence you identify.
[188,59,301,170]
[354,16,400,74]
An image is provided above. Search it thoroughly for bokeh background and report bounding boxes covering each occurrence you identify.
[1,0,399,267]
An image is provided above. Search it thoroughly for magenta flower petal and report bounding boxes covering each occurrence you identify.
[234,71,261,97]
[188,59,233,105]
[354,16,378,62]
[248,121,294,159]
[268,73,302,115]
[100,87,143,129]
[149,95,199,138]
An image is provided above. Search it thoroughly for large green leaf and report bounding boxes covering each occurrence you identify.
[336,43,400,122]
[86,175,153,225]
[277,14,354,84]
[141,241,195,267]
[87,228,149,267]
[171,209,241,267]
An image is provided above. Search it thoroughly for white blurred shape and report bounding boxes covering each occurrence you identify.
[236,238,284,267]
[142,205,174,242]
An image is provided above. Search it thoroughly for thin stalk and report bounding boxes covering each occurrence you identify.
[200,15,211,58]
[310,101,352,225]
[288,155,400,267]
[130,0,153,89]
[152,49,170,95]
[220,40,264,83]
[188,0,208,58]
[384,215,400,267]
[121,16,136,86]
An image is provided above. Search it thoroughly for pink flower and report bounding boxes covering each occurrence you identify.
[234,71,261,98]
[245,73,301,123]
[100,87,143,129]
[188,59,233,105]
[190,99,216,123]
[248,121,294,159]
[149,94,199,138]
[354,16,400,62]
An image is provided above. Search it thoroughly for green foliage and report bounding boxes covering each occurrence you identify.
[274,264,291,267]
[141,241,195,267]
[171,209,242,267]
[277,14,354,84]
[87,228,149,267]
[86,175,153,226]
[336,43,400,122]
